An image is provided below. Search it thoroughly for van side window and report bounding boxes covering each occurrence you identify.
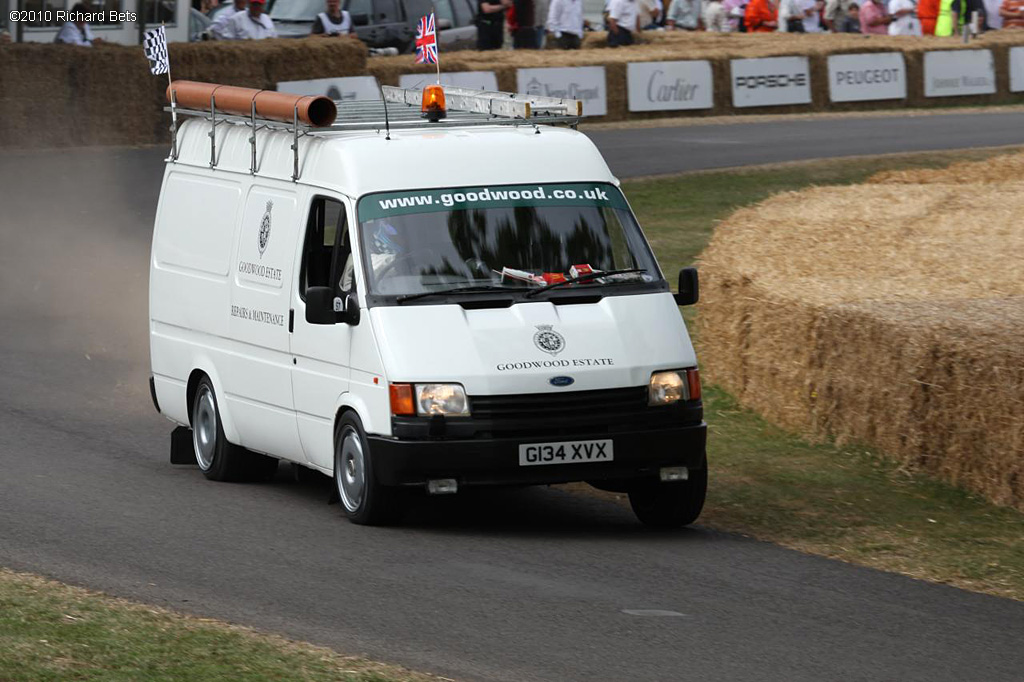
[299,197,350,300]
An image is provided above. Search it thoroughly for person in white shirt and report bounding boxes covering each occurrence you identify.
[639,0,663,26]
[54,3,101,46]
[802,0,824,29]
[211,0,247,39]
[227,0,277,39]
[703,0,730,28]
[546,0,585,47]
[886,0,921,32]
[311,0,354,35]
[983,0,1003,26]
[778,0,804,28]
[607,0,639,45]
[667,0,702,28]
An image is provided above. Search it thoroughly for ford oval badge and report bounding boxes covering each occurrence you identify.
[549,376,575,387]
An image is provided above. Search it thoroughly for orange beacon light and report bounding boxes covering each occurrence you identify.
[421,84,447,122]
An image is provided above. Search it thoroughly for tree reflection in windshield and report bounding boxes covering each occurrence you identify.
[360,199,659,296]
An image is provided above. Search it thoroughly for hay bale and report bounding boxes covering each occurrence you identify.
[868,151,1024,184]
[697,161,1024,510]
[0,39,367,149]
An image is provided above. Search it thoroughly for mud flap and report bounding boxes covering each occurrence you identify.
[170,426,197,465]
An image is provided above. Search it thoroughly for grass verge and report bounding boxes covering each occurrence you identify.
[617,147,1024,601]
[0,568,432,682]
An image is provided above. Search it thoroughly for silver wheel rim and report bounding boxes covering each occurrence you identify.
[192,385,217,471]
[336,426,366,513]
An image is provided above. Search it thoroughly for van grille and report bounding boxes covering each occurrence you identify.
[470,386,647,420]
[466,386,679,439]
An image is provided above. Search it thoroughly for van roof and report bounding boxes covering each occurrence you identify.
[170,117,618,198]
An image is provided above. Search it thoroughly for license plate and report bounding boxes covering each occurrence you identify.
[518,439,614,466]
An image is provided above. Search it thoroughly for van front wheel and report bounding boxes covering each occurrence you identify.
[334,414,406,525]
[628,464,708,528]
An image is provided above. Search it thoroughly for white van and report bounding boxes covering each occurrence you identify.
[149,84,706,527]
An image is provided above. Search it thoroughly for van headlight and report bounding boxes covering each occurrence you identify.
[648,371,688,405]
[415,383,470,416]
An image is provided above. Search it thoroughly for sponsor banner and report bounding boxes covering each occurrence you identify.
[924,50,996,98]
[828,53,906,103]
[276,76,381,101]
[626,60,714,112]
[1011,47,1024,93]
[730,57,812,108]
[398,70,499,91]
[517,66,607,116]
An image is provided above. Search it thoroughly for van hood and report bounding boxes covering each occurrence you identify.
[368,292,696,395]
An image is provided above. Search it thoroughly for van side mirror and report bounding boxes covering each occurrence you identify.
[674,267,699,306]
[305,287,336,325]
[306,287,360,325]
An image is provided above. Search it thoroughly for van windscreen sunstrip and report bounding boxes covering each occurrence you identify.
[356,183,663,299]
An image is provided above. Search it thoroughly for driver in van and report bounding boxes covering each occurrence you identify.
[340,221,401,292]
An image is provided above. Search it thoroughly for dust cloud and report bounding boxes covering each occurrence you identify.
[0,146,168,424]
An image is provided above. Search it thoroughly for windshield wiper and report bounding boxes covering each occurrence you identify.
[523,268,648,299]
[396,284,530,304]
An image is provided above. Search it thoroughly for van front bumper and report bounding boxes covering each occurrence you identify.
[367,423,707,488]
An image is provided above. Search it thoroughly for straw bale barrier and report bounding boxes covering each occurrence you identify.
[867,151,1024,184]
[697,153,1024,509]
[369,31,1024,121]
[3,30,1024,146]
[0,39,366,148]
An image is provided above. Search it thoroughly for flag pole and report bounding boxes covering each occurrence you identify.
[162,22,178,160]
[162,23,174,96]
[432,7,440,84]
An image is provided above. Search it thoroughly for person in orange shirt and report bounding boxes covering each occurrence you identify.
[917,0,939,33]
[1001,0,1024,27]
[745,0,780,30]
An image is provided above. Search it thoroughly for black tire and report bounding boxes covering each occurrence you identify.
[191,376,277,482]
[334,413,406,525]
[628,464,708,528]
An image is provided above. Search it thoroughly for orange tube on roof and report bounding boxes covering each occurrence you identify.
[165,80,337,128]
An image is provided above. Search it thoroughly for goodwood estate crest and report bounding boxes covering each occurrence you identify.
[258,200,273,258]
[533,325,565,356]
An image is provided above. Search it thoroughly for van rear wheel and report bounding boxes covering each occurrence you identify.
[628,464,707,528]
[335,413,406,525]
[191,377,277,482]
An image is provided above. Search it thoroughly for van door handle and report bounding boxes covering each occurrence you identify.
[288,309,294,333]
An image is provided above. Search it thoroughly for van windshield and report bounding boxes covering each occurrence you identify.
[356,183,663,300]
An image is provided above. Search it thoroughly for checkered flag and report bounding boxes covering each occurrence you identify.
[143,25,169,76]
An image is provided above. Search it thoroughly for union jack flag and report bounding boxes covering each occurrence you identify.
[414,12,438,65]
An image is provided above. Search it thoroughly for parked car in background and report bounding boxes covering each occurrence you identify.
[266,0,475,51]
[402,0,477,49]
[269,0,411,46]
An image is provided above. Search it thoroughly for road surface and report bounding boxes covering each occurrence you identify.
[586,110,1024,176]
[2,112,1023,681]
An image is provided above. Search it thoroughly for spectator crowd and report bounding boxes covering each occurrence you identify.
[586,0,1024,41]
[41,0,1024,48]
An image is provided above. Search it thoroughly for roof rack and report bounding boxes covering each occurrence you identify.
[163,84,583,181]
